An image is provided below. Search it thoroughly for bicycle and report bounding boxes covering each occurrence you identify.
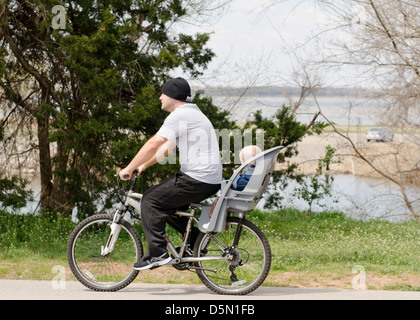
[67,146,282,295]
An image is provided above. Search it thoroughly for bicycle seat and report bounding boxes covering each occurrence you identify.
[195,146,283,233]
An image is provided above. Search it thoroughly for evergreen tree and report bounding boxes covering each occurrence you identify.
[0,0,226,217]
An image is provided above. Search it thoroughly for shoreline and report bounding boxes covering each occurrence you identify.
[284,132,420,187]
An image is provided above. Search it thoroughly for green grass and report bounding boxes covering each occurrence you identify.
[0,208,419,290]
[249,209,419,275]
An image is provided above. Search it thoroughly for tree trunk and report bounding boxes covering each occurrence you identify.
[52,141,73,217]
[37,107,53,212]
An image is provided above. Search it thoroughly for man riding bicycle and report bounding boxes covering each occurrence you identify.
[119,78,222,271]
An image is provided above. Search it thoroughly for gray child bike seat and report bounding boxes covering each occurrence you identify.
[194,146,283,233]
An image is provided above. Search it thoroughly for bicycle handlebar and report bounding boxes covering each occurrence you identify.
[115,168,140,204]
[121,168,140,180]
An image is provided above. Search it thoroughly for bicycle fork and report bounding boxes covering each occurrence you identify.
[101,209,124,256]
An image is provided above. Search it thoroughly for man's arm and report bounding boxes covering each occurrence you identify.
[142,137,176,168]
[119,135,175,180]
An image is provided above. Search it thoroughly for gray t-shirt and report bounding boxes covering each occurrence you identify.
[157,103,222,185]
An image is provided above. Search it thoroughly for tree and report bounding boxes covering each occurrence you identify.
[313,0,420,222]
[294,145,340,215]
[243,106,328,210]
[0,0,229,217]
[0,174,33,210]
[266,0,420,221]
[315,0,420,130]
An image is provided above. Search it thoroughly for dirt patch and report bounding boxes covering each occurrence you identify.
[265,271,420,290]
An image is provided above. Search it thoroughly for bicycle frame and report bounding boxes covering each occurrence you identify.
[109,177,228,266]
[125,190,143,213]
[165,209,231,264]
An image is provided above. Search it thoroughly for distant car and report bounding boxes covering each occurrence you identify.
[245,113,257,123]
[366,127,394,142]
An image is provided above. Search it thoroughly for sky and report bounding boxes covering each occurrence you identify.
[175,0,337,88]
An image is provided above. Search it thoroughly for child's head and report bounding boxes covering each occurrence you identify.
[239,145,262,164]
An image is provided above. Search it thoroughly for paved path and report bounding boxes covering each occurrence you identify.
[0,280,418,300]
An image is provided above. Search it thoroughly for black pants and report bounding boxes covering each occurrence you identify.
[141,173,220,258]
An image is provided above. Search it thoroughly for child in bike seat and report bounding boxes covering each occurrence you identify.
[208,145,262,217]
[232,145,262,191]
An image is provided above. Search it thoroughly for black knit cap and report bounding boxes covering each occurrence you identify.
[161,77,192,103]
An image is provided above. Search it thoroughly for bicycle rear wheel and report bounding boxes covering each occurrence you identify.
[67,214,143,292]
[193,217,271,295]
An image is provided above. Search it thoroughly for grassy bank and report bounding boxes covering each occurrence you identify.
[251,209,419,290]
[0,209,418,291]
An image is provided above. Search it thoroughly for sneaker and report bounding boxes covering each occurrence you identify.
[133,253,172,271]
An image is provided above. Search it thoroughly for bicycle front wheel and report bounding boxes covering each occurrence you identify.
[67,214,143,292]
[193,217,271,295]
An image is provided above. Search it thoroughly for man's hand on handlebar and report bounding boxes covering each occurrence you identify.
[119,165,144,181]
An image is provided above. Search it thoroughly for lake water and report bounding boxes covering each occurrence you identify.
[258,174,419,222]
[215,95,380,126]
